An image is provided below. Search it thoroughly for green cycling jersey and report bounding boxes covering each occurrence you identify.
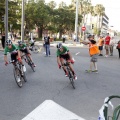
[17,43,27,50]
[4,44,18,55]
[56,46,69,57]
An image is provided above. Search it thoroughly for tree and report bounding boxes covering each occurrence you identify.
[0,0,21,33]
[59,1,66,8]
[94,4,105,35]
[47,1,56,9]
[8,0,21,31]
[25,0,52,38]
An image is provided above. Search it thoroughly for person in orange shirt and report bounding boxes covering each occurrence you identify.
[82,35,100,73]
[97,35,104,56]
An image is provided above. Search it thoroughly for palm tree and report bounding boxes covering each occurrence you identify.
[94,4,105,34]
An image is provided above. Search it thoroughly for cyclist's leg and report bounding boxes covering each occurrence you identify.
[60,57,68,76]
[31,42,34,49]
[25,48,36,66]
[16,51,26,72]
[11,53,17,65]
[66,54,77,79]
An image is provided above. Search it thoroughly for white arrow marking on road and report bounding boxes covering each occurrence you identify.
[75,52,80,55]
[22,100,85,120]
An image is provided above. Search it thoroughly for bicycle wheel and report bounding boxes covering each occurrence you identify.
[26,55,35,72]
[22,71,27,82]
[32,45,40,53]
[68,69,75,89]
[13,67,23,88]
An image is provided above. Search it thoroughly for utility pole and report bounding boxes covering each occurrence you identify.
[5,0,8,43]
[75,0,79,42]
[21,0,25,42]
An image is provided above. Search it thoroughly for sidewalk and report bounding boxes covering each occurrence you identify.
[0,40,84,52]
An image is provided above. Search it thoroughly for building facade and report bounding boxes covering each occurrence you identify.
[101,14,109,35]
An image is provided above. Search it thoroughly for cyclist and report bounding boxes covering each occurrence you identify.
[56,43,77,80]
[29,38,35,51]
[4,39,26,72]
[17,40,36,67]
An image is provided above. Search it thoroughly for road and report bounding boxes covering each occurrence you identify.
[0,46,120,120]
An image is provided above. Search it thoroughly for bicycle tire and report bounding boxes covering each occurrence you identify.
[26,55,35,72]
[22,72,27,82]
[32,45,40,53]
[68,69,75,89]
[13,67,23,88]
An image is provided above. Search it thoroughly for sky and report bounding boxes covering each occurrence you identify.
[45,0,120,31]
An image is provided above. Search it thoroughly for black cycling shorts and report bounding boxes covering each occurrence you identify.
[30,43,34,46]
[11,52,18,61]
[20,48,29,54]
[60,54,70,60]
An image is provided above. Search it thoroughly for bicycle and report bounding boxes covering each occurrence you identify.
[64,61,75,89]
[10,60,27,88]
[21,53,35,72]
[99,95,120,120]
[27,41,41,53]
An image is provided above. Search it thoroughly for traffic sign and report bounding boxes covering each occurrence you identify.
[81,26,86,31]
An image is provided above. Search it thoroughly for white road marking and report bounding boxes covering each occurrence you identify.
[22,100,85,120]
[75,52,80,55]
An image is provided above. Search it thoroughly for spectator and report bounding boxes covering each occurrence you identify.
[53,35,56,42]
[44,34,51,57]
[109,38,115,56]
[1,32,5,49]
[97,35,104,56]
[104,33,111,57]
[62,34,66,43]
[82,35,100,73]
[14,33,17,41]
[73,33,76,42]
[116,40,120,59]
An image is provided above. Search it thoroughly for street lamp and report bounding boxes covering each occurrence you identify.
[74,0,79,42]
[5,0,8,43]
[21,0,25,42]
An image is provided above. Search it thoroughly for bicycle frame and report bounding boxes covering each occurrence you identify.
[64,61,75,89]
[99,95,120,120]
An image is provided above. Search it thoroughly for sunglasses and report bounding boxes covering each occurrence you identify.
[7,44,12,46]
[58,48,62,50]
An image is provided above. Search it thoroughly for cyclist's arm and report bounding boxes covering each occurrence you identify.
[57,56,61,65]
[4,55,8,63]
[17,50,21,58]
[4,47,8,62]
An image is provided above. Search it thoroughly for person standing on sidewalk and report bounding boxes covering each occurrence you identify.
[97,35,104,56]
[62,34,66,43]
[109,37,115,56]
[44,34,51,57]
[116,40,120,59]
[1,32,5,49]
[81,35,100,73]
[104,33,111,57]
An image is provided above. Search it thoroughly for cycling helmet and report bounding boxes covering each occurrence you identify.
[87,34,93,38]
[57,43,62,49]
[6,39,12,45]
[18,40,23,45]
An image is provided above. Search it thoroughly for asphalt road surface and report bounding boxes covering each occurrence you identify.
[0,46,120,120]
